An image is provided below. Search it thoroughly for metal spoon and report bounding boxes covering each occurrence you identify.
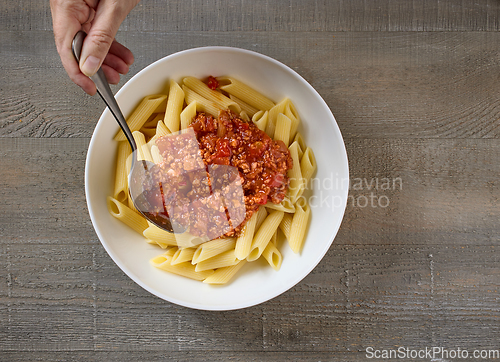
[72,31,174,232]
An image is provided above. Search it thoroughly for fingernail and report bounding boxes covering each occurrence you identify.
[81,55,100,77]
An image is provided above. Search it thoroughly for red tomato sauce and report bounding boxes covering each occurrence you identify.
[191,110,293,227]
[140,110,292,239]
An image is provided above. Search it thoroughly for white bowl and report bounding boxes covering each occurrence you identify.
[85,46,349,310]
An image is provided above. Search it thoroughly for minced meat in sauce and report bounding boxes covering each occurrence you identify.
[140,110,292,239]
[190,110,293,231]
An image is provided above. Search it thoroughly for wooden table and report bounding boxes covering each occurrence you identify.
[1,1,499,360]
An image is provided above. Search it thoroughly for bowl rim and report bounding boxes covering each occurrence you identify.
[85,45,349,310]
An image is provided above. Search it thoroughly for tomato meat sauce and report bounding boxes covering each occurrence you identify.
[140,110,292,239]
[191,110,293,226]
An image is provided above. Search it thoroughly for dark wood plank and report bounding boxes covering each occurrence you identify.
[339,138,500,246]
[2,31,500,139]
[2,0,500,32]
[0,139,92,243]
[3,138,498,246]
[3,242,498,353]
[1,0,500,359]
[0,351,365,362]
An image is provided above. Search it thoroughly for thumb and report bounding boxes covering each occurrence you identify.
[79,5,124,77]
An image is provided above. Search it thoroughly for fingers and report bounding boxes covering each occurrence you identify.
[79,0,138,77]
[50,0,139,94]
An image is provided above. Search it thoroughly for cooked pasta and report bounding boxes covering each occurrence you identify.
[164,80,184,133]
[114,94,167,141]
[113,141,131,203]
[108,76,316,285]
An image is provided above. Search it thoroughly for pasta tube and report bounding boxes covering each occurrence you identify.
[180,101,197,130]
[262,242,282,271]
[203,260,247,285]
[113,141,131,203]
[143,222,178,246]
[107,196,149,234]
[164,80,185,133]
[229,94,259,117]
[274,113,292,146]
[285,101,300,141]
[300,147,317,185]
[192,238,236,264]
[266,98,288,138]
[114,94,167,141]
[265,197,295,213]
[287,141,305,203]
[150,253,214,281]
[279,213,293,240]
[132,131,153,163]
[182,85,221,117]
[247,210,284,262]
[288,199,311,254]
[251,110,268,132]
[183,76,240,113]
[195,249,239,272]
[217,76,275,111]
[171,247,196,265]
[235,211,259,260]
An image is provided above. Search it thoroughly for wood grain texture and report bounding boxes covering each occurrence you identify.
[2,0,500,32]
[0,139,92,243]
[0,139,498,358]
[1,0,499,360]
[2,31,500,138]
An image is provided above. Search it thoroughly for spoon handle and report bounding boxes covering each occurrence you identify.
[71,31,137,151]
[90,69,137,152]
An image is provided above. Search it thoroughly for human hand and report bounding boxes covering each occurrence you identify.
[50,0,140,95]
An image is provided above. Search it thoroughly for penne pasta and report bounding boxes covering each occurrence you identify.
[180,101,197,130]
[288,199,311,254]
[239,111,250,122]
[195,249,239,272]
[251,110,268,132]
[113,141,131,203]
[114,94,167,141]
[155,120,170,137]
[229,94,259,117]
[287,141,305,203]
[274,113,292,146]
[203,260,247,285]
[279,212,293,240]
[293,132,306,159]
[266,98,288,138]
[247,210,284,262]
[262,241,282,271]
[132,131,153,163]
[146,239,172,249]
[217,76,275,111]
[182,85,221,117]
[192,238,236,264]
[265,197,295,213]
[255,206,268,231]
[143,222,178,246]
[164,80,185,133]
[183,76,240,113]
[150,145,163,164]
[300,147,317,185]
[107,196,149,234]
[150,253,214,281]
[285,101,300,142]
[171,247,196,265]
[235,211,259,260]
